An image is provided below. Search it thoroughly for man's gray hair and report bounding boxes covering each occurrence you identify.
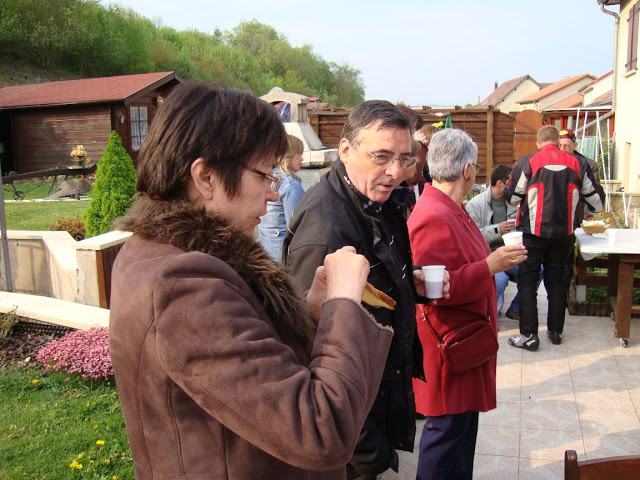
[341,100,410,143]
[427,129,478,182]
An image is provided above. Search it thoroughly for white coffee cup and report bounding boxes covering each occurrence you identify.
[422,265,445,299]
[502,231,523,246]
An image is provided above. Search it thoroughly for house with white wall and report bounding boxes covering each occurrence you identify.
[517,74,596,112]
[581,71,614,106]
[476,75,541,114]
[598,0,640,194]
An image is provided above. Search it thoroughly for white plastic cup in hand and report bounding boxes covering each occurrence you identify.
[422,265,445,299]
[502,231,523,246]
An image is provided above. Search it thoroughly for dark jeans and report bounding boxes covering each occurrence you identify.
[518,233,575,336]
[416,411,479,480]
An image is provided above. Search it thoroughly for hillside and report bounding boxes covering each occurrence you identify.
[0,56,78,88]
[0,0,365,106]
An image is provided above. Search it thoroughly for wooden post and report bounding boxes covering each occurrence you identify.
[309,113,319,137]
[614,258,634,339]
[486,106,494,176]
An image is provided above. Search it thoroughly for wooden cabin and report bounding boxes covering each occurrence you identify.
[0,72,182,175]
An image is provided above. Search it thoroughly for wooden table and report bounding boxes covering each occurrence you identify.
[575,228,640,347]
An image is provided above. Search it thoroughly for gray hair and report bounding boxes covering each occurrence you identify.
[341,100,410,143]
[427,129,478,182]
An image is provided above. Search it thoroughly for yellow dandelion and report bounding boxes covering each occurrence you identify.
[103,459,110,464]
[30,379,39,385]
[112,476,118,480]
[68,460,78,468]
[77,454,83,460]
[96,440,105,446]
[75,464,83,469]
[89,460,94,464]
[114,452,120,457]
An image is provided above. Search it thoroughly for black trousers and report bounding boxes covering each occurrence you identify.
[518,233,575,336]
[416,411,479,480]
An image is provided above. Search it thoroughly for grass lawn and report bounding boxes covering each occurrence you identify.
[2,180,62,201]
[2,182,92,231]
[0,366,133,479]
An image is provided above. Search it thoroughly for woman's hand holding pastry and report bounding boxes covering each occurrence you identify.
[324,246,369,304]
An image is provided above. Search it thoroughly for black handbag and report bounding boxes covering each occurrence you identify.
[422,310,499,374]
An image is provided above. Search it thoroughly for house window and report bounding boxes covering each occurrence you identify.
[130,106,148,151]
[627,1,639,72]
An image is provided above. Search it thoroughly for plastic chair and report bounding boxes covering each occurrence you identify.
[565,449,640,479]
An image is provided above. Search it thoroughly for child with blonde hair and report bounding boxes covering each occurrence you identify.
[258,134,305,261]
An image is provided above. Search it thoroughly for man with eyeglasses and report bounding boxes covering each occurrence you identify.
[284,100,428,479]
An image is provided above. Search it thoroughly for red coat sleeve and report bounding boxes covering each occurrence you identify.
[409,199,493,309]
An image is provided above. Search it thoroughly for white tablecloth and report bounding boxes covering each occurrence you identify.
[575,228,640,261]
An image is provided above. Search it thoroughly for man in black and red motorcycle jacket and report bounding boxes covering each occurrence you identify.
[503,125,603,351]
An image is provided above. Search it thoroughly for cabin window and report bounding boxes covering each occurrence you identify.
[627,1,639,72]
[130,106,148,151]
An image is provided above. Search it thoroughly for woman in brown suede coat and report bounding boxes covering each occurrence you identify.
[109,83,394,480]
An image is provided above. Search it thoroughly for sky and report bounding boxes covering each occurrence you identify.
[115,0,617,107]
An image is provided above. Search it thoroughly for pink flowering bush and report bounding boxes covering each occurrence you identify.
[36,327,113,380]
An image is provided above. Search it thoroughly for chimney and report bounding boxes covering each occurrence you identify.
[494,81,498,90]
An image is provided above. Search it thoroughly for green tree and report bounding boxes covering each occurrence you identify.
[0,0,85,70]
[0,1,367,107]
[83,131,136,238]
[330,62,365,107]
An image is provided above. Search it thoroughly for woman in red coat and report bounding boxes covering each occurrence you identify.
[408,129,527,479]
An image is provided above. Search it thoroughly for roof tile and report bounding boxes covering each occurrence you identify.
[478,75,537,107]
[0,72,177,109]
[547,93,584,109]
[518,74,595,103]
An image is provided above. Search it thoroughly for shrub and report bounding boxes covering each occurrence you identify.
[46,216,86,240]
[0,311,19,346]
[83,131,136,238]
[36,327,113,380]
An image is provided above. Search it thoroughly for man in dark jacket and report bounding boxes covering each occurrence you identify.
[505,125,604,351]
[284,100,423,479]
[558,128,601,228]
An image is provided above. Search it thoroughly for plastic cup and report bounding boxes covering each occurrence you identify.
[502,231,523,246]
[422,265,445,299]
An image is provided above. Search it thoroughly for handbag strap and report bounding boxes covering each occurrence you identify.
[420,308,444,348]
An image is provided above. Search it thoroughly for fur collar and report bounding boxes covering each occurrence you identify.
[117,196,317,353]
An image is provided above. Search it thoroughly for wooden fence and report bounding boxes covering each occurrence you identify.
[308,106,516,184]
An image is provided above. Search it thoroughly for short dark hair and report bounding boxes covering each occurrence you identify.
[490,164,513,186]
[136,83,288,200]
[341,100,411,143]
[537,125,559,144]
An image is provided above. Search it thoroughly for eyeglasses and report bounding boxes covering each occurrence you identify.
[354,143,417,170]
[469,163,481,174]
[242,165,282,192]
